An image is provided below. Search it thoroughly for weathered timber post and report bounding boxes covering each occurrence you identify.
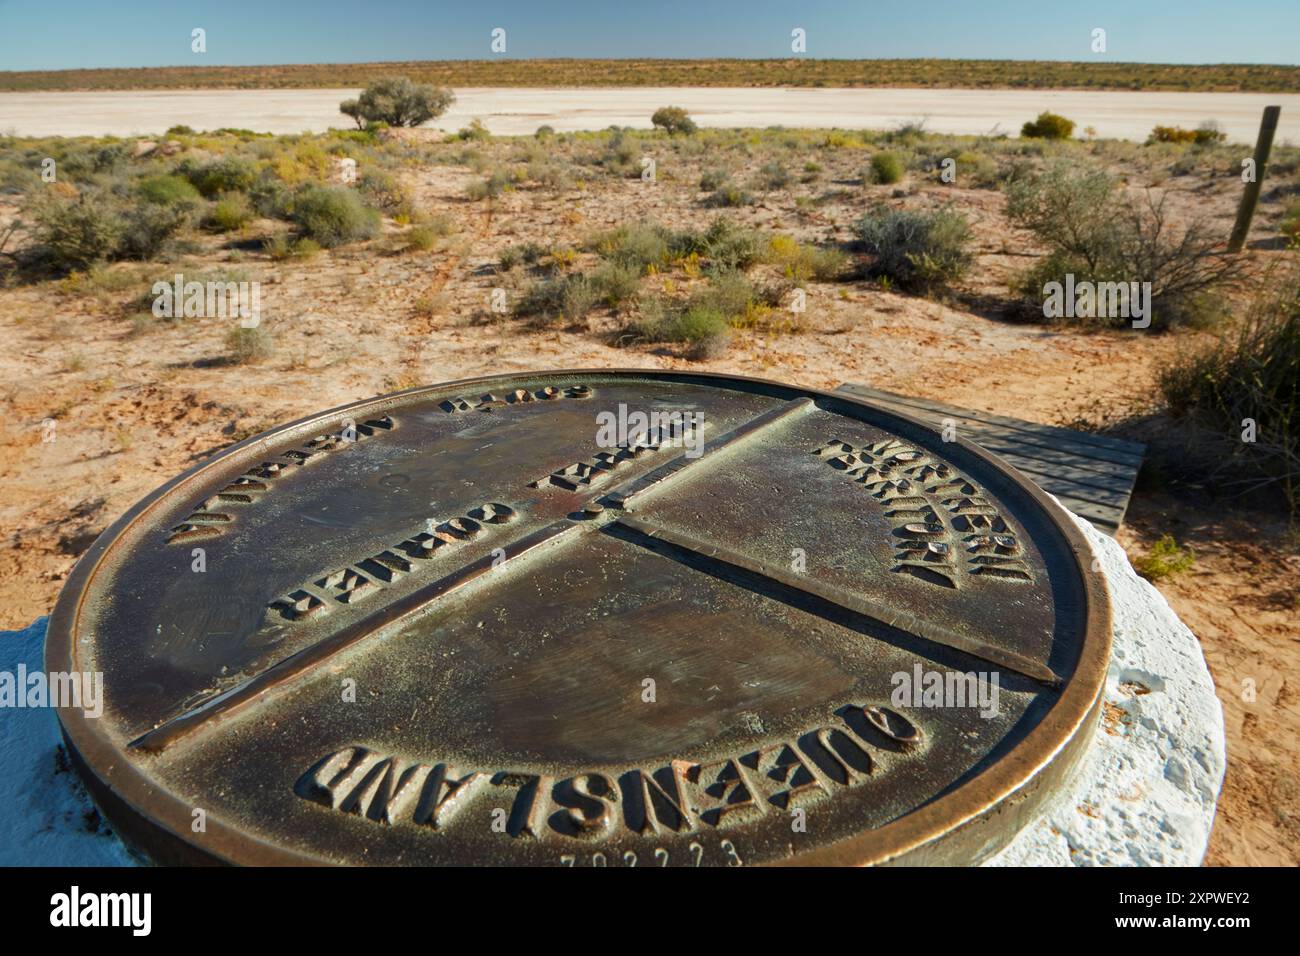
[1227,105,1281,253]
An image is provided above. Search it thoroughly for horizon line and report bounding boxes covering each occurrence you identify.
[5,56,1300,76]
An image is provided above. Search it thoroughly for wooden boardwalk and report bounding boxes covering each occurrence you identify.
[836,383,1146,537]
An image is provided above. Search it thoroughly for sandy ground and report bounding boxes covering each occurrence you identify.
[0,126,1296,867]
[4,87,1300,142]
[1118,495,1300,867]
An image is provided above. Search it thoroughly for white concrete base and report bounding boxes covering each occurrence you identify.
[0,509,1225,866]
[986,510,1227,866]
[0,617,135,866]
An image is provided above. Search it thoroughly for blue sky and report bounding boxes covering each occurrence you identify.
[1,0,1297,71]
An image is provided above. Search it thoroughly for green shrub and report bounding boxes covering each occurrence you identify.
[225,324,274,364]
[500,240,547,270]
[465,167,513,200]
[1021,111,1076,140]
[265,233,320,260]
[90,143,131,173]
[525,162,570,190]
[332,125,383,145]
[695,218,764,272]
[588,218,764,275]
[249,177,293,219]
[403,224,440,251]
[803,245,850,281]
[264,233,292,260]
[704,183,755,208]
[623,297,733,360]
[1134,535,1196,581]
[54,144,119,178]
[118,203,188,259]
[1158,264,1300,515]
[405,214,457,251]
[622,296,666,342]
[587,223,670,272]
[556,275,601,322]
[1149,125,1198,144]
[535,125,556,140]
[669,305,728,342]
[686,327,732,360]
[358,169,410,212]
[1281,200,1300,244]
[591,262,641,308]
[651,106,697,135]
[951,150,1001,188]
[699,168,728,191]
[885,121,928,146]
[457,119,492,142]
[1148,123,1227,146]
[683,218,764,272]
[34,194,188,265]
[185,157,257,198]
[290,186,379,247]
[756,161,791,191]
[204,194,254,232]
[601,131,642,174]
[868,152,906,185]
[1006,161,1233,328]
[291,237,321,258]
[340,77,454,128]
[34,184,193,265]
[1170,152,1205,176]
[765,234,850,281]
[0,155,39,194]
[1005,162,1117,267]
[686,270,761,321]
[30,195,123,269]
[629,298,729,342]
[853,205,972,293]
[514,274,600,323]
[137,174,201,207]
[415,214,456,240]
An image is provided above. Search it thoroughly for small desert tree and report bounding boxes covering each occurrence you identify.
[1006,160,1235,328]
[651,106,697,135]
[340,77,455,129]
[1021,111,1076,140]
[339,99,365,129]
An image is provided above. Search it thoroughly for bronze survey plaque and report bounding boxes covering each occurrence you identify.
[48,371,1110,866]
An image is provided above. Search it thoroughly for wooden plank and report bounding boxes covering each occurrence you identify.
[1029,492,1126,522]
[974,447,1135,494]
[990,458,1133,508]
[835,384,1146,460]
[834,382,1144,537]
[962,435,1137,483]
[945,421,1144,469]
[863,400,1144,475]
[835,382,1147,456]
[1018,480,1130,520]
[1051,498,1120,531]
[837,388,1146,469]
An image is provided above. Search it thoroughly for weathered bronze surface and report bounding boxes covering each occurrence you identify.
[48,370,1110,866]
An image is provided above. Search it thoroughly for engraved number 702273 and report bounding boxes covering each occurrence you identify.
[560,840,743,867]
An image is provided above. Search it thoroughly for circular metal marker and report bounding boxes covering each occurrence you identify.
[48,371,1110,866]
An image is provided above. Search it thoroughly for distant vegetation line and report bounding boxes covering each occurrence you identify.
[3,59,1300,93]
